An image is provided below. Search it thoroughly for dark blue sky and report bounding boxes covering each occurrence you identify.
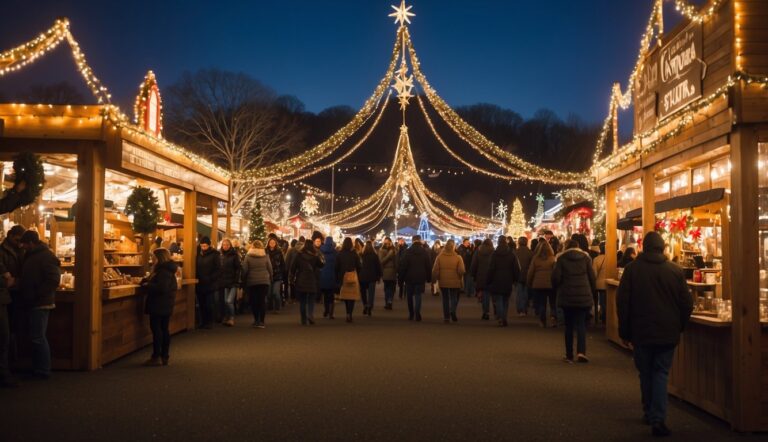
[0,0,693,123]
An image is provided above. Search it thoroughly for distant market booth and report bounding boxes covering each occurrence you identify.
[0,23,234,370]
[593,0,768,432]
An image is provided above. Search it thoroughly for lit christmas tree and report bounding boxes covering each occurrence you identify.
[506,198,527,239]
[249,202,266,243]
[535,193,545,225]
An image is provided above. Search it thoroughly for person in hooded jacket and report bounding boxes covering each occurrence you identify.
[456,238,474,298]
[142,248,178,366]
[378,237,397,310]
[432,239,465,323]
[319,237,338,319]
[514,237,534,316]
[195,236,221,329]
[486,236,521,327]
[241,240,273,328]
[266,238,286,313]
[336,237,362,322]
[552,240,596,363]
[359,241,382,316]
[219,238,241,327]
[470,238,494,320]
[528,240,557,328]
[18,230,60,379]
[398,235,432,321]
[290,239,324,325]
[617,232,693,438]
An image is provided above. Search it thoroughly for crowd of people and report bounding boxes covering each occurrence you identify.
[185,229,610,365]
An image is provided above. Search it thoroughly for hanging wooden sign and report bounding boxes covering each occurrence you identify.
[658,22,704,119]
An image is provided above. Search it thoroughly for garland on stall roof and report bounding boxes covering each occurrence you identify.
[12,152,46,207]
[124,187,160,234]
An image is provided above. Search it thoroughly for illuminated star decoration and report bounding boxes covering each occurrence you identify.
[389,0,415,27]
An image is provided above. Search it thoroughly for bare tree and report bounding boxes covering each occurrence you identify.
[15,81,86,104]
[164,69,304,222]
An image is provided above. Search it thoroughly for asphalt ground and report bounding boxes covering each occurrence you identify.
[0,286,756,441]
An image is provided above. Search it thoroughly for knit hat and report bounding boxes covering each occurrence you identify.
[199,236,211,246]
[20,230,40,244]
[8,225,26,237]
[643,231,666,253]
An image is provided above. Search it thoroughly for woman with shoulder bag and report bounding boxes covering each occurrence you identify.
[335,238,362,323]
[143,248,178,367]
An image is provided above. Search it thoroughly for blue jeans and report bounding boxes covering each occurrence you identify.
[297,291,315,323]
[222,287,237,319]
[406,283,424,318]
[515,283,529,313]
[383,280,396,305]
[464,274,475,297]
[634,344,676,425]
[270,280,282,311]
[562,307,590,359]
[365,282,377,309]
[441,288,460,319]
[493,294,510,321]
[29,308,51,377]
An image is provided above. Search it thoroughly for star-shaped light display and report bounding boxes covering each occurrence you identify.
[389,0,415,27]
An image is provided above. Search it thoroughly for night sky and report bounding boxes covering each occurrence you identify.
[0,0,694,122]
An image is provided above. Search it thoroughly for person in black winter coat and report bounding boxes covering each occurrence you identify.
[19,230,60,379]
[143,248,178,366]
[617,232,693,437]
[470,238,494,320]
[266,238,287,312]
[552,240,596,363]
[290,239,324,325]
[359,241,382,316]
[195,236,221,329]
[219,239,241,326]
[396,238,408,299]
[486,237,521,326]
[456,238,474,298]
[398,235,432,321]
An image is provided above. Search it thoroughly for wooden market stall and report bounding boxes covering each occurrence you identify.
[594,0,768,432]
[0,73,231,370]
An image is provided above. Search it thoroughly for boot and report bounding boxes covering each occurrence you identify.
[346,314,353,323]
[143,357,162,367]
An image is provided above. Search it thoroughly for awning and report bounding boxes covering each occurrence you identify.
[617,217,642,230]
[624,188,726,220]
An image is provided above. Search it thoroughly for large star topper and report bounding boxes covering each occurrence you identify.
[389,0,415,27]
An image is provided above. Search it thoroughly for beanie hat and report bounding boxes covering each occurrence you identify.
[20,230,40,244]
[200,236,211,246]
[643,231,666,253]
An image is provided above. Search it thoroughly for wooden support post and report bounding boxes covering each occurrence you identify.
[642,168,656,238]
[728,124,761,431]
[226,183,232,237]
[605,183,618,279]
[183,191,197,331]
[74,143,105,370]
[210,199,219,245]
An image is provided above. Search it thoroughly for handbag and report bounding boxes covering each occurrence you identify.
[339,270,361,301]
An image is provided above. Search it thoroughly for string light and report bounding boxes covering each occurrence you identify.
[133,70,163,135]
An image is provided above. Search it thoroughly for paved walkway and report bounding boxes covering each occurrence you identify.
[1,287,751,441]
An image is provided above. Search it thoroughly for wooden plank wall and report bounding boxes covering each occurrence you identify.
[668,324,733,422]
[101,290,189,365]
[737,1,768,123]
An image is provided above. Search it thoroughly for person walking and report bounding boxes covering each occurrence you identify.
[241,240,273,328]
[432,239,465,323]
[396,238,407,299]
[285,236,304,305]
[398,235,432,321]
[470,238,494,320]
[359,241,382,316]
[486,236,521,327]
[195,236,220,329]
[219,238,241,327]
[0,225,24,388]
[456,238,474,298]
[18,231,61,379]
[617,232,693,438]
[378,238,397,310]
[319,237,338,319]
[429,240,442,296]
[528,240,557,328]
[514,237,534,316]
[290,239,324,325]
[266,238,286,314]
[552,240,596,363]
[592,242,608,324]
[336,238,362,322]
[142,248,178,366]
